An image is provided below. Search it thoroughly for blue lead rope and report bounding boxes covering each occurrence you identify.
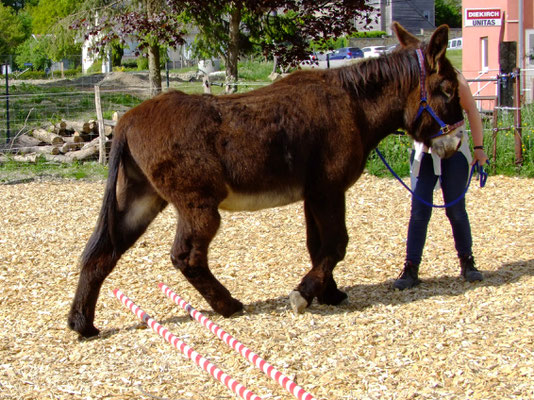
[374,148,488,209]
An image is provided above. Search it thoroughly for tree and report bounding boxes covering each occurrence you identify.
[25,0,82,63]
[1,0,37,13]
[74,0,373,95]
[28,0,79,34]
[170,1,375,92]
[15,36,49,70]
[72,0,186,96]
[0,3,28,56]
[435,0,462,28]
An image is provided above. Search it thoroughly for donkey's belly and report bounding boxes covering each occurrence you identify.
[219,186,304,211]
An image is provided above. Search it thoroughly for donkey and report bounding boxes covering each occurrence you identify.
[69,22,465,337]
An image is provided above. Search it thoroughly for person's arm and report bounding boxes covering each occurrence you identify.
[457,73,489,166]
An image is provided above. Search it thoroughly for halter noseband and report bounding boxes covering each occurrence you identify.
[414,49,464,138]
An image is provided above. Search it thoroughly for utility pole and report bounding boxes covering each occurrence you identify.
[519,0,524,71]
[517,0,524,166]
[4,61,9,143]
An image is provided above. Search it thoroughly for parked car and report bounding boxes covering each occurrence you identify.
[385,44,399,54]
[361,46,387,58]
[447,38,463,50]
[300,52,327,67]
[328,47,364,60]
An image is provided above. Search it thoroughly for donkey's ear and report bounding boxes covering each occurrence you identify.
[393,21,420,48]
[426,25,449,71]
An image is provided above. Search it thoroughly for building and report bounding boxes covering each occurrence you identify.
[358,0,436,34]
[462,0,534,108]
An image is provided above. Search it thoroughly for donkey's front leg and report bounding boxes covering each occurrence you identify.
[171,205,243,317]
[290,192,349,313]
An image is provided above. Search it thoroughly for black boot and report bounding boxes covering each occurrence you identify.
[460,255,483,282]
[393,261,421,290]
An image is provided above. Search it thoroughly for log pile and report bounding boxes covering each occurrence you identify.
[0,119,115,163]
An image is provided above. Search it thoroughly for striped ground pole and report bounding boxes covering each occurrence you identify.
[159,283,318,400]
[112,289,261,400]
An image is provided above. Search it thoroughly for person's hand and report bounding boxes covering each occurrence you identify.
[472,148,489,166]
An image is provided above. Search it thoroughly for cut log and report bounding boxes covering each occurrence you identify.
[73,131,91,142]
[104,125,113,137]
[32,128,64,145]
[43,154,67,162]
[12,134,42,147]
[10,145,60,155]
[53,121,68,136]
[59,141,85,154]
[87,120,98,132]
[0,154,38,163]
[63,135,85,144]
[63,120,93,135]
[64,139,101,161]
[112,111,125,123]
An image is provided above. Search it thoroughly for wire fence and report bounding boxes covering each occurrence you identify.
[0,72,245,147]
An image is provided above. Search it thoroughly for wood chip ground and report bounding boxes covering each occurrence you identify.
[0,174,533,400]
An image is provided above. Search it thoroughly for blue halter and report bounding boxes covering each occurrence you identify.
[414,49,464,138]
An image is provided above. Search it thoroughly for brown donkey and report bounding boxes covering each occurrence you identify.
[69,23,465,337]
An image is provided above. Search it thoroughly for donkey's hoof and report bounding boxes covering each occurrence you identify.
[68,313,100,338]
[318,289,348,306]
[217,298,244,318]
[289,291,309,314]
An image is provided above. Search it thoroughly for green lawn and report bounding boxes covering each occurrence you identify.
[446,49,462,70]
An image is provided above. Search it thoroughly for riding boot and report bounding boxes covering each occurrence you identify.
[460,255,483,282]
[393,261,421,290]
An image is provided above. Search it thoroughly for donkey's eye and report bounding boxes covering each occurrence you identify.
[440,82,454,99]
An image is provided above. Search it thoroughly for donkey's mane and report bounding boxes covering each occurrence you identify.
[332,48,420,98]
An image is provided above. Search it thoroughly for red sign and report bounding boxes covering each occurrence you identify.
[465,8,502,27]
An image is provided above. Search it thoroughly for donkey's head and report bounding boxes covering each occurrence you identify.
[393,22,464,158]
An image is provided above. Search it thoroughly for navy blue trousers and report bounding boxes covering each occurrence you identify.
[406,151,472,265]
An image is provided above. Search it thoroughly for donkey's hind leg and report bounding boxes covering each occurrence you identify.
[68,169,166,337]
[290,191,349,313]
[171,200,243,317]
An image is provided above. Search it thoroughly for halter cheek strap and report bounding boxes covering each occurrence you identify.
[414,49,464,138]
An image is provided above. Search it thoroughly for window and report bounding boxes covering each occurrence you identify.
[528,32,534,65]
[481,37,489,71]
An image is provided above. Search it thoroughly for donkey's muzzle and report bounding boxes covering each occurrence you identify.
[430,127,464,159]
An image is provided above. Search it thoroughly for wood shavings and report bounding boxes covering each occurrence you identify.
[0,174,533,399]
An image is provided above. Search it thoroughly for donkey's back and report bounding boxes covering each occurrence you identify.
[121,74,364,212]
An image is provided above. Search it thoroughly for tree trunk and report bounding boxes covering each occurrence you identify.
[148,43,162,97]
[145,0,163,97]
[225,6,241,94]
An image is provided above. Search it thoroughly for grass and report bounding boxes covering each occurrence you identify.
[237,60,273,81]
[0,158,108,183]
[446,49,462,70]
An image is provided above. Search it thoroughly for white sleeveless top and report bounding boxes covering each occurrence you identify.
[410,128,472,189]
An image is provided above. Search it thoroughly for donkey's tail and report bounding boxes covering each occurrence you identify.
[80,132,126,265]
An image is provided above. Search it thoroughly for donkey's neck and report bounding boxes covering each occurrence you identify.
[336,53,420,150]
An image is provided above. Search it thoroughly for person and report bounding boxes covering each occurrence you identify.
[393,72,489,290]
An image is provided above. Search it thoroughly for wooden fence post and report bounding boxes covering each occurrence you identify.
[94,85,107,165]
[513,69,523,166]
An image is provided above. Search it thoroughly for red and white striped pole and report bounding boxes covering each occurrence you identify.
[113,289,261,400]
[159,283,317,400]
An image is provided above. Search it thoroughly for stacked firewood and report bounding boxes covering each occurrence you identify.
[1,114,121,163]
